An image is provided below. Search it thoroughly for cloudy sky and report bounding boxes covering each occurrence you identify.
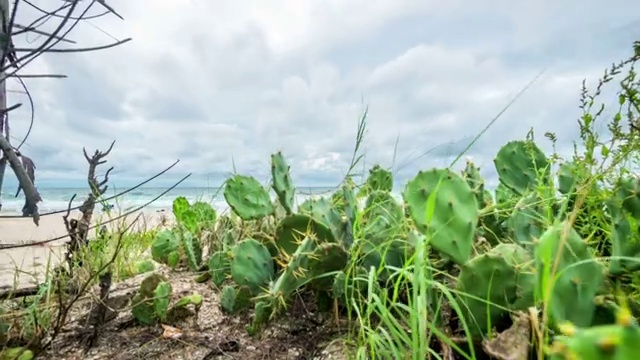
[3,0,639,190]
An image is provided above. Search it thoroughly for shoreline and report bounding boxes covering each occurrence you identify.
[0,208,173,290]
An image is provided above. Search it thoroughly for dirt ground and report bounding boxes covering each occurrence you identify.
[36,268,350,360]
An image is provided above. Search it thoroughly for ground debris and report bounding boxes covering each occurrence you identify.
[37,266,347,360]
[482,311,531,360]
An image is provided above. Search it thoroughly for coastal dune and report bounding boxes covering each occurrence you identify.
[0,210,172,291]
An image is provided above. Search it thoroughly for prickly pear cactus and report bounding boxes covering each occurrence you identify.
[364,164,393,193]
[220,285,251,315]
[362,190,404,242]
[462,159,485,203]
[557,161,581,196]
[208,251,230,286]
[298,197,348,245]
[547,307,640,360]
[230,238,275,294]
[535,221,605,328]
[493,140,549,195]
[274,214,335,256]
[181,231,203,271]
[150,229,181,268]
[224,175,274,220]
[606,176,640,275]
[131,273,173,325]
[508,192,546,246]
[457,243,535,336]
[403,168,479,265]
[190,201,217,230]
[271,152,295,215]
[266,236,318,302]
[332,178,358,225]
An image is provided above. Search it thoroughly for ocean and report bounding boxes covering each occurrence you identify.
[0,186,344,216]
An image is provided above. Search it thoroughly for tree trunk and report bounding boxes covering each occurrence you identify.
[0,0,41,223]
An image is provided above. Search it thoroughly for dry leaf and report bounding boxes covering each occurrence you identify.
[161,324,183,339]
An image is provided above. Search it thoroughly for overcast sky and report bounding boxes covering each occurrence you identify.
[4,0,639,190]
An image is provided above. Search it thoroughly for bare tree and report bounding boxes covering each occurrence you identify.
[0,0,131,225]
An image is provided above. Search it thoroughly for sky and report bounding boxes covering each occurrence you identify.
[3,0,639,191]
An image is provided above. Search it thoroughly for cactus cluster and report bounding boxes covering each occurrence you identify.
[131,273,202,325]
[123,134,640,358]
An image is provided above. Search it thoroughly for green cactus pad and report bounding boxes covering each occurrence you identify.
[153,281,172,321]
[224,175,274,220]
[181,231,203,271]
[548,313,640,360]
[403,168,479,265]
[230,238,275,294]
[271,151,295,215]
[493,140,549,195]
[535,221,605,328]
[172,196,191,220]
[150,230,180,266]
[208,251,230,286]
[274,214,335,256]
[457,243,535,336]
[365,164,393,193]
[508,192,546,246]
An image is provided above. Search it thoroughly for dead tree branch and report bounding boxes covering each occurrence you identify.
[0,0,130,218]
[63,140,114,274]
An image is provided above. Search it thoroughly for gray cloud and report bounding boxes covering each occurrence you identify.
[2,0,639,191]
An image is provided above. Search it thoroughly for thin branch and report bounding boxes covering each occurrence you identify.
[13,37,132,53]
[12,23,77,43]
[10,74,67,78]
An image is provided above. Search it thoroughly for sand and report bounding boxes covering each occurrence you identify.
[0,209,173,291]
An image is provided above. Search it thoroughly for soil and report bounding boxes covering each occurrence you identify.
[35,267,351,360]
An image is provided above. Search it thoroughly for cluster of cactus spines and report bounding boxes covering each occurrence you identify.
[457,243,534,335]
[223,175,275,220]
[265,236,318,302]
[298,197,348,244]
[403,168,479,265]
[274,214,335,256]
[131,273,173,325]
[548,307,640,360]
[230,238,275,294]
[535,221,605,328]
[270,151,295,215]
[493,140,550,196]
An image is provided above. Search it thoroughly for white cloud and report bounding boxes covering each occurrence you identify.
[2,0,638,192]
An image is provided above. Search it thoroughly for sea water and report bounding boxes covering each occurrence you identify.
[0,185,347,216]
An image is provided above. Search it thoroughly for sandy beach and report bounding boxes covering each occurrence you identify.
[0,209,173,291]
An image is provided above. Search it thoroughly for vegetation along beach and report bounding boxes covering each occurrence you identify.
[1,1,640,360]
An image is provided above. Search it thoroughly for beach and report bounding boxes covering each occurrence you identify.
[0,209,173,291]
[0,185,335,291]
